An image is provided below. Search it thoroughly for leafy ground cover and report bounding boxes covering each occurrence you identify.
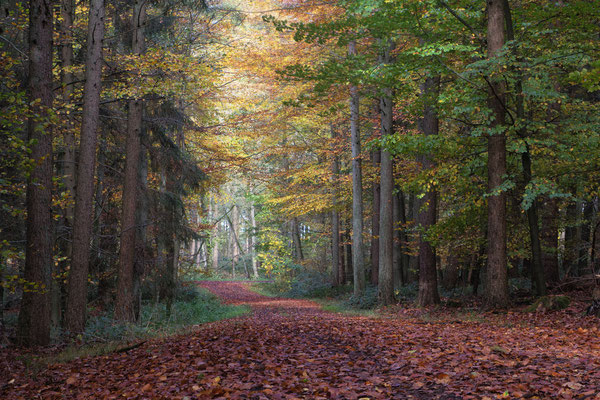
[2,281,600,399]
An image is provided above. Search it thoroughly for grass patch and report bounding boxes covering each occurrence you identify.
[29,286,249,369]
[315,298,379,317]
[249,282,281,297]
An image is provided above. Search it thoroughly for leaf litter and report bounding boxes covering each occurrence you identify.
[1,281,600,399]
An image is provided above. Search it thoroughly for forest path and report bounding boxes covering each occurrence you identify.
[4,281,600,399]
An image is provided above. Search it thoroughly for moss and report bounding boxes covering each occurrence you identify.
[525,295,571,312]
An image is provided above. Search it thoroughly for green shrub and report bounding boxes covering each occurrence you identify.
[344,285,379,309]
[81,287,249,343]
[525,295,571,312]
[286,269,332,298]
[395,282,418,301]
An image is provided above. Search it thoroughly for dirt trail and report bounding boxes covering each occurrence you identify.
[3,281,600,399]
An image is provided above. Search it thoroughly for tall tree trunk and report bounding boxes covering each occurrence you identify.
[291,217,304,261]
[378,41,395,306]
[579,201,593,275]
[133,143,148,320]
[407,193,419,283]
[54,0,76,329]
[65,0,105,333]
[344,221,353,284]
[503,0,545,296]
[393,192,402,289]
[417,75,441,307]
[211,197,219,272]
[378,97,394,305]
[564,202,578,276]
[331,126,341,286]
[17,0,54,346]
[443,255,460,290]
[231,205,240,277]
[59,0,76,236]
[115,0,146,321]
[396,189,410,285]
[348,40,365,296]
[371,149,381,284]
[541,198,560,283]
[485,0,509,307]
[251,205,259,278]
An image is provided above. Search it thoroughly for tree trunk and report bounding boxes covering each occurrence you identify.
[55,0,75,329]
[503,0,545,296]
[564,202,578,276]
[393,192,402,289]
[65,0,105,333]
[485,0,509,307]
[133,143,148,320]
[17,0,54,346]
[331,126,341,286]
[377,40,395,306]
[291,217,304,261]
[344,221,353,284]
[231,205,240,277]
[211,199,219,272]
[371,149,381,284]
[443,255,460,290]
[251,205,259,278]
[540,198,560,283]
[378,95,394,306]
[115,0,146,322]
[348,40,365,295]
[407,193,419,283]
[579,201,593,275]
[417,75,441,307]
[59,0,76,235]
[396,189,410,285]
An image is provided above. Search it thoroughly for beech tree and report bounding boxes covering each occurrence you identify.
[348,40,366,296]
[377,41,395,306]
[485,0,509,307]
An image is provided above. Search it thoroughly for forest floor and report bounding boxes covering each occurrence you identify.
[2,281,600,399]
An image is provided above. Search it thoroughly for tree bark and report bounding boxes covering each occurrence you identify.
[371,149,381,284]
[211,197,219,272]
[348,40,365,296]
[231,205,240,277]
[397,190,410,285]
[378,94,394,305]
[291,217,304,261]
[133,142,148,320]
[250,204,259,278]
[59,0,76,231]
[417,75,441,307]
[564,202,578,276]
[579,201,593,275]
[344,221,353,284]
[378,40,395,306]
[55,0,75,329]
[331,126,341,285]
[503,0,545,295]
[65,0,105,333]
[17,0,54,346]
[485,0,509,307]
[115,0,146,321]
[540,198,560,283]
[393,190,402,289]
